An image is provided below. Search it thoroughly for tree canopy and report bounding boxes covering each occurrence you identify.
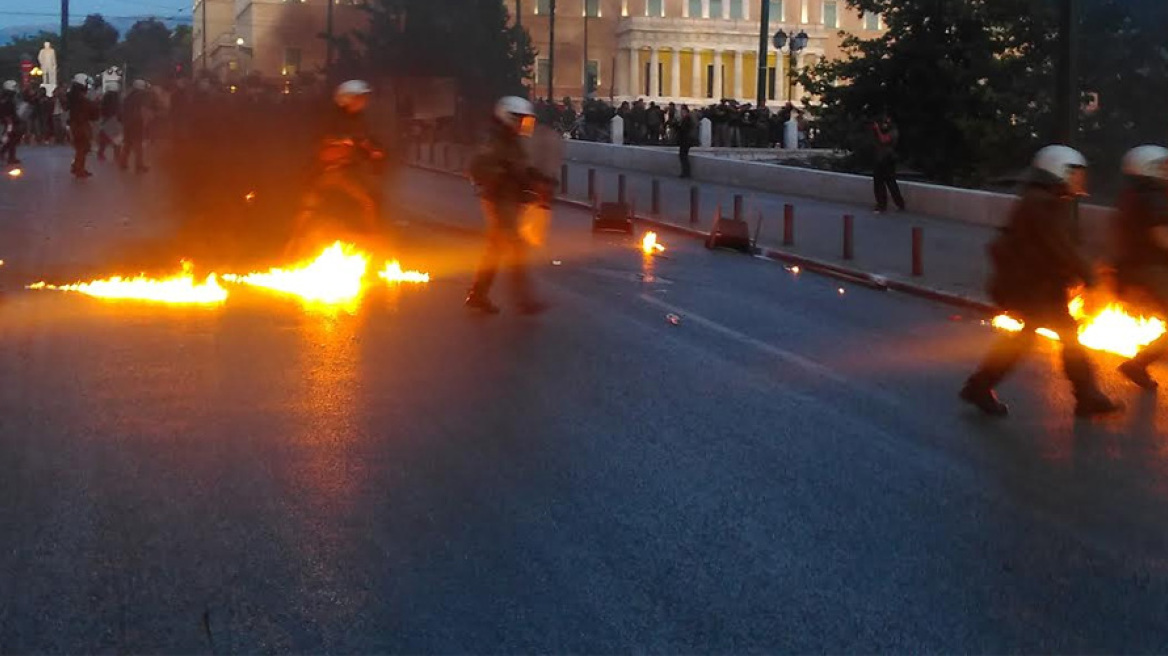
[803,0,1168,189]
[352,0,535,109]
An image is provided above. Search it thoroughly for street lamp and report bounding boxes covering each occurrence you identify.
[772,28,809,104]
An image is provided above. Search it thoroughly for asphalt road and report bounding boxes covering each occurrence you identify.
[1,150,1167,653]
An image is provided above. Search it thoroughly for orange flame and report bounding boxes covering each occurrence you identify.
[992,295,1166,358]
[641,231,665,255]
[26,261,228,304]
[377,260,430,284]
[222,241,370,310]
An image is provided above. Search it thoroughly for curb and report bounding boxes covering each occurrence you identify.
[406,161,1001,315]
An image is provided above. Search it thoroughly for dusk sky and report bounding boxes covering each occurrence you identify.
[0,0,189,28]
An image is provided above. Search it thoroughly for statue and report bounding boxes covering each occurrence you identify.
[38,42,57,87]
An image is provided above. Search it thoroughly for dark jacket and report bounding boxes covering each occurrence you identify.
[316,105,384,172]
[674,113,696,148]
[1114,176,1168,279]
[121,89,149,137]
[988,168,1095,311]
[66,85,97,136]
[468,123,546,205]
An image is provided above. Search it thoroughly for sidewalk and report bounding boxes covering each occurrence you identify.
[408,143,999,308]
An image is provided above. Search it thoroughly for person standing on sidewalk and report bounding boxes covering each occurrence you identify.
[119,79,151,173]
[674,105,696,179]
[960,145,1121,418]
[464,96,552,315]
[871,112,906,213]
[1111,145,1168,390]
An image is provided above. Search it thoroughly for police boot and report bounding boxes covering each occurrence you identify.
[464,291,500,314]
[1074,390,1124,418]
[959,379,1009,417]
[1118,359,1158,391]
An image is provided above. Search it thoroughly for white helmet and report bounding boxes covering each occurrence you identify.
[1122,145,1168,181]
[132,79,147,91]
[494,96,535,129]
[73,73,89,86]
[2,80,16,92]
[334,79,372,106]
[1032,145,1088,184]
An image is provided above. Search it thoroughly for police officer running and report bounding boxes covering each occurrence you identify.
[465,96,553,315]
[961,145,1122,418]
[0,80,23,166]
[293,80,386,244]
[1111,145,1168,389]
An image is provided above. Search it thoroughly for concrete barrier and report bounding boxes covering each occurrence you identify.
[561,140,1112,234]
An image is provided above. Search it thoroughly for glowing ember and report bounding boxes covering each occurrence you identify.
[244,191,256,202]
[223,241,369,306]
[26,261,228,304]
[377,260,430,284]
[7,168,22,177]
[641,231,666,255]
[992,295,1167,358]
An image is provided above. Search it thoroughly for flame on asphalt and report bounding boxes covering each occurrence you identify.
[222,241,370,307]
[378,260,430,284]
[26,261,229,304]
[641,231,665,255]
[7,168,22,178]
[992,295,1167,358]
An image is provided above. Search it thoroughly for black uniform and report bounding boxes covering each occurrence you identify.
[872,118,905,212]
[962,168,1117,417]
[1112,175,1168,387]
[67,84,97,177]
[465,121,551,314]
[674,111,696,179]
[294,104,386,241]
[0,89,21,165]
[120,89,149,172]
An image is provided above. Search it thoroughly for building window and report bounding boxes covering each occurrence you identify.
[585,0,601,17]
[688,0,701,17]
[729,0,744,20]
[822,0,837,28]
[282,47,301,76]
[536,58,550,85]
[709,0,723,18]
[584,60,600,95]
[535,0,551,14]
[769,0,783,23]
[863,11,880,30]
[646,0,663,17]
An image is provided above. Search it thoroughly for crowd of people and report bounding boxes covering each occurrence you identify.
[532,96,812,149]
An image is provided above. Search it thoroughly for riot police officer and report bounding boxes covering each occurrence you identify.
[465,96,553,315]
[292,79,386,248]
[0,80,22,165]
[961,145,1121,418]
[1111,145,1168,389]
[66,74,98,178]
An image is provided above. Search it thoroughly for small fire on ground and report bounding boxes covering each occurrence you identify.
[992,295,1166,358]
[27,242,430,309]
[641,231,665,255]
[27,261,229,304]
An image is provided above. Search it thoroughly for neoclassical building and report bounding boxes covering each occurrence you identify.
[516,0,883,105]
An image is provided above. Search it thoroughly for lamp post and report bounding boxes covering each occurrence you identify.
[547,0,557,101]
[772,28,808,103]
[1054,0,1078,145]
[582,0,592,99]
[326,0,334,78]
[60,0,68,78]
[755,0,770,108]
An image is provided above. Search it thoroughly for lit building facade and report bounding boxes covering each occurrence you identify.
[192,0,370,81]
[516,0,884,105]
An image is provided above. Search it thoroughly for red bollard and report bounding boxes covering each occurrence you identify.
[912,226,924,276]
[843,214,854,260]
[690,185,700,225]
[733,194,744,222]
[588,168,597,204]
[561,164,569,195]
[618,174,627,204]
[651,179,661,215]
[783,204,794,246]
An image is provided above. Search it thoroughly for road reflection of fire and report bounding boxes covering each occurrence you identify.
[26,261,229,304]
[993,295,1167,358]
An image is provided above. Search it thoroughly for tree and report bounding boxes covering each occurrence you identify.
[115,19,179,81]
[802,0,1060,185]
[804,0,1168,188]
[355,0,535,110]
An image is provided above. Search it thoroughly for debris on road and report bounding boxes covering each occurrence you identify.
[666,313,681,325]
